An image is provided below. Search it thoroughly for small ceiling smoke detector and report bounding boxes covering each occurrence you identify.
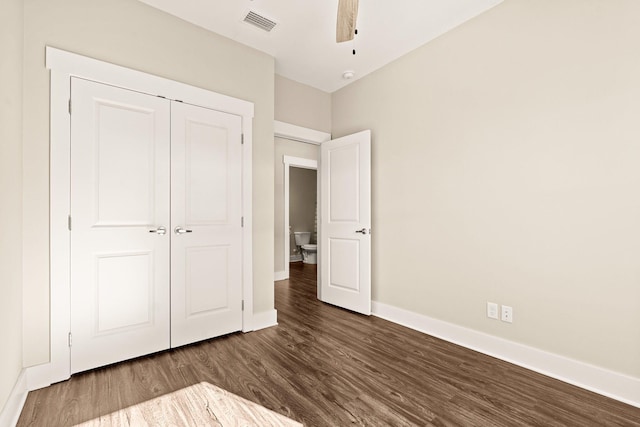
[243,11,277,32]
[342,70,355,80]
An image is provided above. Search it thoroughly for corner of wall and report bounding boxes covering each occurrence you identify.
[252,309,278,331]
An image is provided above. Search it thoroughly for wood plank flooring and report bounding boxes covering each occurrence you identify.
[17,262,640,426]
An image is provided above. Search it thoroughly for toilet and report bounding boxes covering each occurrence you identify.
[301,243,317,264]
[293,231,318,264]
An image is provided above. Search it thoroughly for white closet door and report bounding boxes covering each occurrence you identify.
[70,78,171,373]
[170,102,243,348]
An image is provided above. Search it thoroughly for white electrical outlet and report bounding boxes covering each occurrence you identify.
[487,302,498,319]
[501,305,513,323]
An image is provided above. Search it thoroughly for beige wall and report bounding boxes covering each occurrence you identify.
[290,168,318,249]
[0,0,24,411]
[332,0,640,378]
[22,0,275,366]
[274,139,319,273]
[273,75,328,274]
[275,75,331,133]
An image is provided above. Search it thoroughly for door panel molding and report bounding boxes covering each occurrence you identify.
[48,47,254,385]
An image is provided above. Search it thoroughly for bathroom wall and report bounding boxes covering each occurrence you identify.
[332,0,640,377]
[289,168,318,257]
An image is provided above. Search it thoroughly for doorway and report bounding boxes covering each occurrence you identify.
[274,123,372,314]
[273,121,330,288]
[283,156,318,280]
[289,166,317,264]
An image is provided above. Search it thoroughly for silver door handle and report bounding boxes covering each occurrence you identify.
[355,228,369,235]
[149,226,166,235]
[174,226,193,235]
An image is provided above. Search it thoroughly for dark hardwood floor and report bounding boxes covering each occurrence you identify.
[18,262,640,426]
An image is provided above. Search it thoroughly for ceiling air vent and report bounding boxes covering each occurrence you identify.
[243,11,277,32]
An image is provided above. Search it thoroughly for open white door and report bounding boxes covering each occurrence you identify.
[70,78,171,373]
[320,130,371,315]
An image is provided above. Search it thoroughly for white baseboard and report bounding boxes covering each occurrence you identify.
[26,363,52,392]
[252,309,278,331]
[0,370,28,427]
[372,301,640,409]
[274,271,286,282]
[289,255,302,262]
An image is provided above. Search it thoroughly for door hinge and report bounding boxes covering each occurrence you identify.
[241,300,244,311]
[241,217,244,227]
[68,215,72,231]
[241,134,244,145]
[68,99,72,114]
[68,332,72,347]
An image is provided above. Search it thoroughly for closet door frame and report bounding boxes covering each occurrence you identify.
[47,46,254,385]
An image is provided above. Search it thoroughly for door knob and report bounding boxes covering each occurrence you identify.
[355,228,368,235]
[149,226,166,235]
[174,226,193,235]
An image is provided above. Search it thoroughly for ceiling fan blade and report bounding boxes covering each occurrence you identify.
[336,0,359,43]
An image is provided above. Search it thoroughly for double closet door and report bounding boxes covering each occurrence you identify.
[70,78,243,374]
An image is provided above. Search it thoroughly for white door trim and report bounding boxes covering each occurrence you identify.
[47,46,254,385]
[274,121,330,145]
[274,122,329,286]
[283,156,318,280]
